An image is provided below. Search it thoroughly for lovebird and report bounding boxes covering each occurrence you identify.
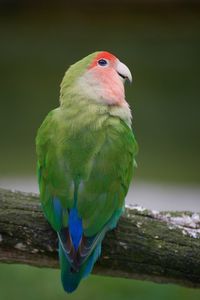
[36,51,138,293]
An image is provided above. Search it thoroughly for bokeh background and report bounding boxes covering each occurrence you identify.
[0,1,200,299]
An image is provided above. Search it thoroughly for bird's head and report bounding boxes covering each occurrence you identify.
[60,51,132,106]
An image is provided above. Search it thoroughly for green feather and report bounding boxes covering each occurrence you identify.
[36,52,138,292]
[36,103,138,233]
[36,51,138,237]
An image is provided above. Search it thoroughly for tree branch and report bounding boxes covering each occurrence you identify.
[0,188,200,288]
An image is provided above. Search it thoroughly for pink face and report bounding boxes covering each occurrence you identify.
[85,51,131,106]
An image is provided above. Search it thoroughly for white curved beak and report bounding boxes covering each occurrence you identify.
[116,60,132,83]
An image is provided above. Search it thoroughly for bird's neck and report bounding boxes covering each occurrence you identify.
[60,92,132,130]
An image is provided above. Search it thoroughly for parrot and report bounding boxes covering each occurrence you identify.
[36,51,138,293]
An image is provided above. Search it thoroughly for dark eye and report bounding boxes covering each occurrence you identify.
[98,59,108,66]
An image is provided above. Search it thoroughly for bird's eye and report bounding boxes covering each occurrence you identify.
[98,59,108,67]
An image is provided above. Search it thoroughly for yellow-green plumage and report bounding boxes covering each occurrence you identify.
[36,52,138,292]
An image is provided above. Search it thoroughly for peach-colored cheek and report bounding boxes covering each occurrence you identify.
[93,67,125,105]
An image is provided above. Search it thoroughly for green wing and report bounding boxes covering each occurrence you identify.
[36,109,138,236]
[77,118,138,236]
[36,109,73,231]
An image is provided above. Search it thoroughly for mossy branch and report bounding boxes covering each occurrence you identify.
[0,188,200,288]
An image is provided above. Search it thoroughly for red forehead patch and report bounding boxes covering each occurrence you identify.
[96,51,117,61]
[88,51,117,69]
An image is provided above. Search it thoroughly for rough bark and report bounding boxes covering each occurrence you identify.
[0,188,200,288]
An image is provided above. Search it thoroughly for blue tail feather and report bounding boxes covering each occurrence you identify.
[58,206,102,293]
[82,243,102,278]
[58,207,123,293]
[59,241,102,293]
[68,207,83,250]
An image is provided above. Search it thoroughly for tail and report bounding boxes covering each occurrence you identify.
[58,241,101,293]
[58,207,123,293]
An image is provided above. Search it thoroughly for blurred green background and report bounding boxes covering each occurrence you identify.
[0,1,200,299]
